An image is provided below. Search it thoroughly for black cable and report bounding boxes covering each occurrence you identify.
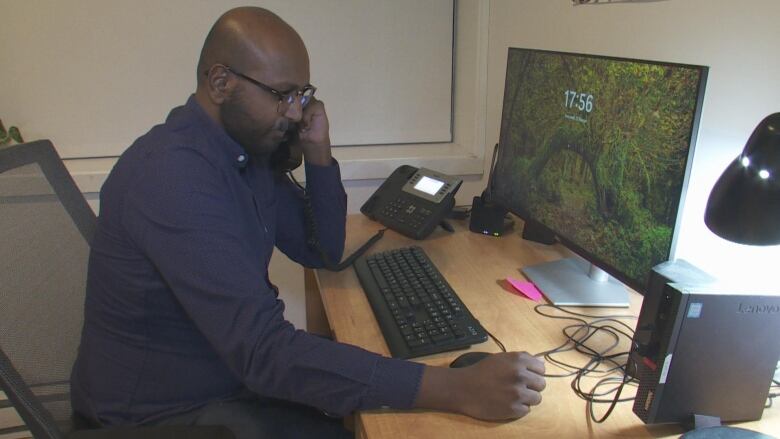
[769,379,780,408]
[531,303,639,423]
[571,355,636,402]
[287,171,385,271]
[587,373,632,422]
[766,393,778,409]
[485,327,507,353]
[533,311,635,376]
[534,304,637,334]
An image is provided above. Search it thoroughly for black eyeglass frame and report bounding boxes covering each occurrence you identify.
[205,65,316,113]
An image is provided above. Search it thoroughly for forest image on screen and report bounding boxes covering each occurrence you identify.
[494,49,702,288]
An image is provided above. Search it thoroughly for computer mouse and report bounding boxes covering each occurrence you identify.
[449,351,491,368]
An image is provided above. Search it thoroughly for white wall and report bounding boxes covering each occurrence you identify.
[0,0,453,158]
[2,0,491,192]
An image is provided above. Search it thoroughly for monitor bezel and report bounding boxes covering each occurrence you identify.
[491,47,709,294]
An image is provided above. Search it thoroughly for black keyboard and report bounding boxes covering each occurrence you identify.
[353,246,487,359]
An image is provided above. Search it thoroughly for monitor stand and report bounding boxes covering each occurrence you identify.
[522,257,629,307]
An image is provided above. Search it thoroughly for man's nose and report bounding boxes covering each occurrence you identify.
[282,98,303,122]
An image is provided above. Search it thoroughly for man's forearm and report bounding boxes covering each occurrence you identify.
[303,148,332,167]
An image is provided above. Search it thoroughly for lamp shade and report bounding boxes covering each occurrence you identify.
[704,112,780,245]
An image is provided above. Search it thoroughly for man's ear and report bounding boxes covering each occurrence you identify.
[205,65,231,104]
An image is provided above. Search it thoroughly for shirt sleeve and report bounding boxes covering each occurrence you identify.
[274,159,347,268]
[121,147,423,416]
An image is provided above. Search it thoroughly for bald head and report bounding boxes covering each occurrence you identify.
[196,7,309,89]
[194,7,312,157]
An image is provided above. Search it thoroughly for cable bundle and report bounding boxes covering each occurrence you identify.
[532,304,638,423]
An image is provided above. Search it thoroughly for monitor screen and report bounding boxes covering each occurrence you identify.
[491,48,707,304]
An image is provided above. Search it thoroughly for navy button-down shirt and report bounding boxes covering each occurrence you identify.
[71,96,424,426]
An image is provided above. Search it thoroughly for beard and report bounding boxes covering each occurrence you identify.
[220,92,288,158]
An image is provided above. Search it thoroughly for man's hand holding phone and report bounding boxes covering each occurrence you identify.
[295,97,332,166]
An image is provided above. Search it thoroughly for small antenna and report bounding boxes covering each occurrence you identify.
[485,143,500,200]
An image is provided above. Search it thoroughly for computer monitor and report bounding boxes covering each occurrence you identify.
[490,48,708,307]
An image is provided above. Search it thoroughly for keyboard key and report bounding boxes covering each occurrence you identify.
[432,332,454,343]
[408,338,430,347]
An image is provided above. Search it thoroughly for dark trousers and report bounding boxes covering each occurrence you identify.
[152,396,353,439]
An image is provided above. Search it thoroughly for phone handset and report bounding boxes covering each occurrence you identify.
[270,124,303,174]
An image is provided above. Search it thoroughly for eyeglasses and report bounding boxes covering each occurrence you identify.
[219,65,316,113]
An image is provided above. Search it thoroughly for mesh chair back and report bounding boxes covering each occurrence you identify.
[0,141,97,438]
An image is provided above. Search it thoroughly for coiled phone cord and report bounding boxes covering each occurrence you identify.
[288,171,385,272]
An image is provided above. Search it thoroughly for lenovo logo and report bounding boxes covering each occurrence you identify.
[737,303,780,314]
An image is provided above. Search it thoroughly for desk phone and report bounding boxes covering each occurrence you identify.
[361,165,462,240]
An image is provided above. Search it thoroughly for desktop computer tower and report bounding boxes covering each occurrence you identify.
[631,283,780,424]
[631,260,715,357]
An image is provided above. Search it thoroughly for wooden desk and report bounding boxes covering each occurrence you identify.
[307,214,780,438]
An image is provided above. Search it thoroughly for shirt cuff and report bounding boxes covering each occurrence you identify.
[304,157,340,177]
[362,357,425,410]
[304,158,345,200]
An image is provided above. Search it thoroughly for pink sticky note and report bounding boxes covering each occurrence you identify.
[506,277,543,302]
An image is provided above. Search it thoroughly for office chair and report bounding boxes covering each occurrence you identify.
[0,141,234,439]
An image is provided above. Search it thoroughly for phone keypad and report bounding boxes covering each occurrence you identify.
[380,198,433,230]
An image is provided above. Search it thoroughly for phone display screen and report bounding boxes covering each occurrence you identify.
[414,176,445,196]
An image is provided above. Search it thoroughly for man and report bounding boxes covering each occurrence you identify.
[71,7,546,438]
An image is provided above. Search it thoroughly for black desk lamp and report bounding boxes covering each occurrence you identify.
[705,112,780,245]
